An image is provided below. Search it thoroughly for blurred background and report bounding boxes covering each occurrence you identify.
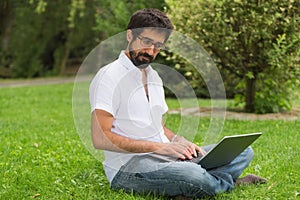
[0,0,299,113]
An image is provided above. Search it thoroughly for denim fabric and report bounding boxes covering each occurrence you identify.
[111,145,254,198]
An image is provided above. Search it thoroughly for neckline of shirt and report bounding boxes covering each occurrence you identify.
[119,50,152,75]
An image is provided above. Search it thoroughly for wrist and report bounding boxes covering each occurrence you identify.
[173,135,185,143]
[171,134,177,142]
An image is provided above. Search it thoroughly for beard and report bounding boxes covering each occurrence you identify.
[128,43,154,69]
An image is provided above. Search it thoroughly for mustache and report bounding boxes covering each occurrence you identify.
[138,52,153,61]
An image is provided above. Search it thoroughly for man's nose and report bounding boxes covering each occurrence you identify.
[144,44,157,55]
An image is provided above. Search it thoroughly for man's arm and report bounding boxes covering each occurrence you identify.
[163,125,176,142]
[92,109,162,153]
[92,109,194,159]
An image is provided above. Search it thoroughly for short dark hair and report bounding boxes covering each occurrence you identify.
[127,8,174,40]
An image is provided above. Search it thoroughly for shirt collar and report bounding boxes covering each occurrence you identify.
[119,50,136,71]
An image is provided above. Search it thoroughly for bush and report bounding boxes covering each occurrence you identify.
[166,0,300,113]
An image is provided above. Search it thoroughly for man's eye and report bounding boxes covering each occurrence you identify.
[155,43,164,48]
[143,39,153,45]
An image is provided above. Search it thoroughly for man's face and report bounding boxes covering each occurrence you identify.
[127,29,166,68]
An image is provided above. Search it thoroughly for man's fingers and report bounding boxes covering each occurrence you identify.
[174,143,193,160]
[199,148,207,156]
[170,142,206,160]
[192,145,206,157]
[192,148,197,157]
[187,145,197,158]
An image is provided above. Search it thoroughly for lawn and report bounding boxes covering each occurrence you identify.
[0,82,299,199]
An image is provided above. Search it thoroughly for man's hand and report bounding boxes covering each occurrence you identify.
[173,135,206,160]
[155,136,206,160]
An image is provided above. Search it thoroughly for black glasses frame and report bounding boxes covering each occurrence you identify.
[136,35,166,50]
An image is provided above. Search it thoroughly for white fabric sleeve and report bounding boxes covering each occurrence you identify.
[89,72,120,116]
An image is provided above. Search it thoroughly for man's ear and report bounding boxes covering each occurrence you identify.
[127,29,133,43]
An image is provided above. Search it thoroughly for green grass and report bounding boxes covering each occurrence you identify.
[164,98,231,109]
[0,83,299,199]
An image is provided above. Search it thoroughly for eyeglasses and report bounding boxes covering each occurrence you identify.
[137,35,165,50]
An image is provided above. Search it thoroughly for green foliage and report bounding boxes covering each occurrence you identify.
[1,0,98,77]
[93,0,166,39]
[254,34,300,113]
[166,0,300,113]
[0,0,166,78]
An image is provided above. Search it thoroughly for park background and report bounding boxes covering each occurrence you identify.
[0,0,299,199]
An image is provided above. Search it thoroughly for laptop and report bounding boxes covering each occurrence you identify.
[148,132,262,169]
[195,132,262,169]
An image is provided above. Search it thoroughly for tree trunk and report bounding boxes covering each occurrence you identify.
[59,42,69,75]
[0,0,13,72]
[0,1,12,47]
[245,78,256,112]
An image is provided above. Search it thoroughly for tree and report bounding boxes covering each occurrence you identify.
[9,0,97,77]
[0,0,14,76]
[0,0,166,78]
[166,0,300,113]
[93,0,166,38]
[0,0,103,77]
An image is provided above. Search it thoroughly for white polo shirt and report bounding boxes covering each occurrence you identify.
[89,51,169,183]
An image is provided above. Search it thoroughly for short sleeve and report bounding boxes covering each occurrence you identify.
[89,69,120,116]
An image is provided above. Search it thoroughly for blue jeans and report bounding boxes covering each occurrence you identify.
[111,145,254,198]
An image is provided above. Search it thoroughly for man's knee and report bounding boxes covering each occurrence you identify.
[174,163,222,196]
[245,146,254,161]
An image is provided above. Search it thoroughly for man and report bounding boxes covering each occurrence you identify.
[89,8,266,199]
